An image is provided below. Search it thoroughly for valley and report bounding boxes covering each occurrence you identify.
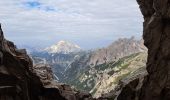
[30,37,147,98]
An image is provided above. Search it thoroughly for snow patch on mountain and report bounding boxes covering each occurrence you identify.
[44,40,81,54]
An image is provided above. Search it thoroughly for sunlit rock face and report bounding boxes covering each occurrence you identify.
[116,0,170,100]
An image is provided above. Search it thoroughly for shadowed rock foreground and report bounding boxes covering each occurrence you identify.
[0,25,66,100]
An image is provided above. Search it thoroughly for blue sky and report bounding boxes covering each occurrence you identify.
[24,1,41,8]
[0,0,143,49]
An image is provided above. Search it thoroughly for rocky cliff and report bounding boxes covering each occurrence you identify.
[115,0,170,100]
[66,52,147,98]
[0,24,66,100]
[0,24,93,100]
[88,37,146,66]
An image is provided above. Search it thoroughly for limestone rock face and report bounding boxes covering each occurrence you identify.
[116,0,170,100]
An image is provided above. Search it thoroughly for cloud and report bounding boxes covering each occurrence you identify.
[0,0,143,49]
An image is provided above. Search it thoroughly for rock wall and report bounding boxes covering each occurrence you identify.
[116,0,170,100]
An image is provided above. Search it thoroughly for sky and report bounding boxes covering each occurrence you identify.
[0,0,143,50]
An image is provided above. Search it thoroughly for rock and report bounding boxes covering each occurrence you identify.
[116,0,170,100]
[59,84,94,100]
[0,24,67,100]
[0,51,3,64]
[32,62,94,100]
[116,67,147,100]
[99,67,147,100]
[33,64,54,85]
[76,91,94,100]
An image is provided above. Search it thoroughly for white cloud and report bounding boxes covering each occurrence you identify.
[0,0,143,49]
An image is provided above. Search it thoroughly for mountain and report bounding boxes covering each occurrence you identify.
[62,37,147,82]
[31,37,147,97]
[30,40,83,81]
[63,50,147,98]
[30,37,147,98]
[44,40,81,54]
[61,37,147,97]
[88,37,147,66]
[79,52,147,98]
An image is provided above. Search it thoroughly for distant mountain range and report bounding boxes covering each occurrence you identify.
[30,37,147,98]
[21,40,81,54]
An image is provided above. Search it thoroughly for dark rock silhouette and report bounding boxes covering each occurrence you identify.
[0,24,66,100]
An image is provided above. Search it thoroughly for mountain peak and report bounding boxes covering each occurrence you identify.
[44,40,81,54]
[57,40,68,45]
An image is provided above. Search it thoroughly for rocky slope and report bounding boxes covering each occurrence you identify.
[91,52,147,98]
[113,0,170,100]
[61,38,146,80]
[88,37,146,66]
[0,24,94,100]
[66,52,147,98]
[62,38,147,98]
